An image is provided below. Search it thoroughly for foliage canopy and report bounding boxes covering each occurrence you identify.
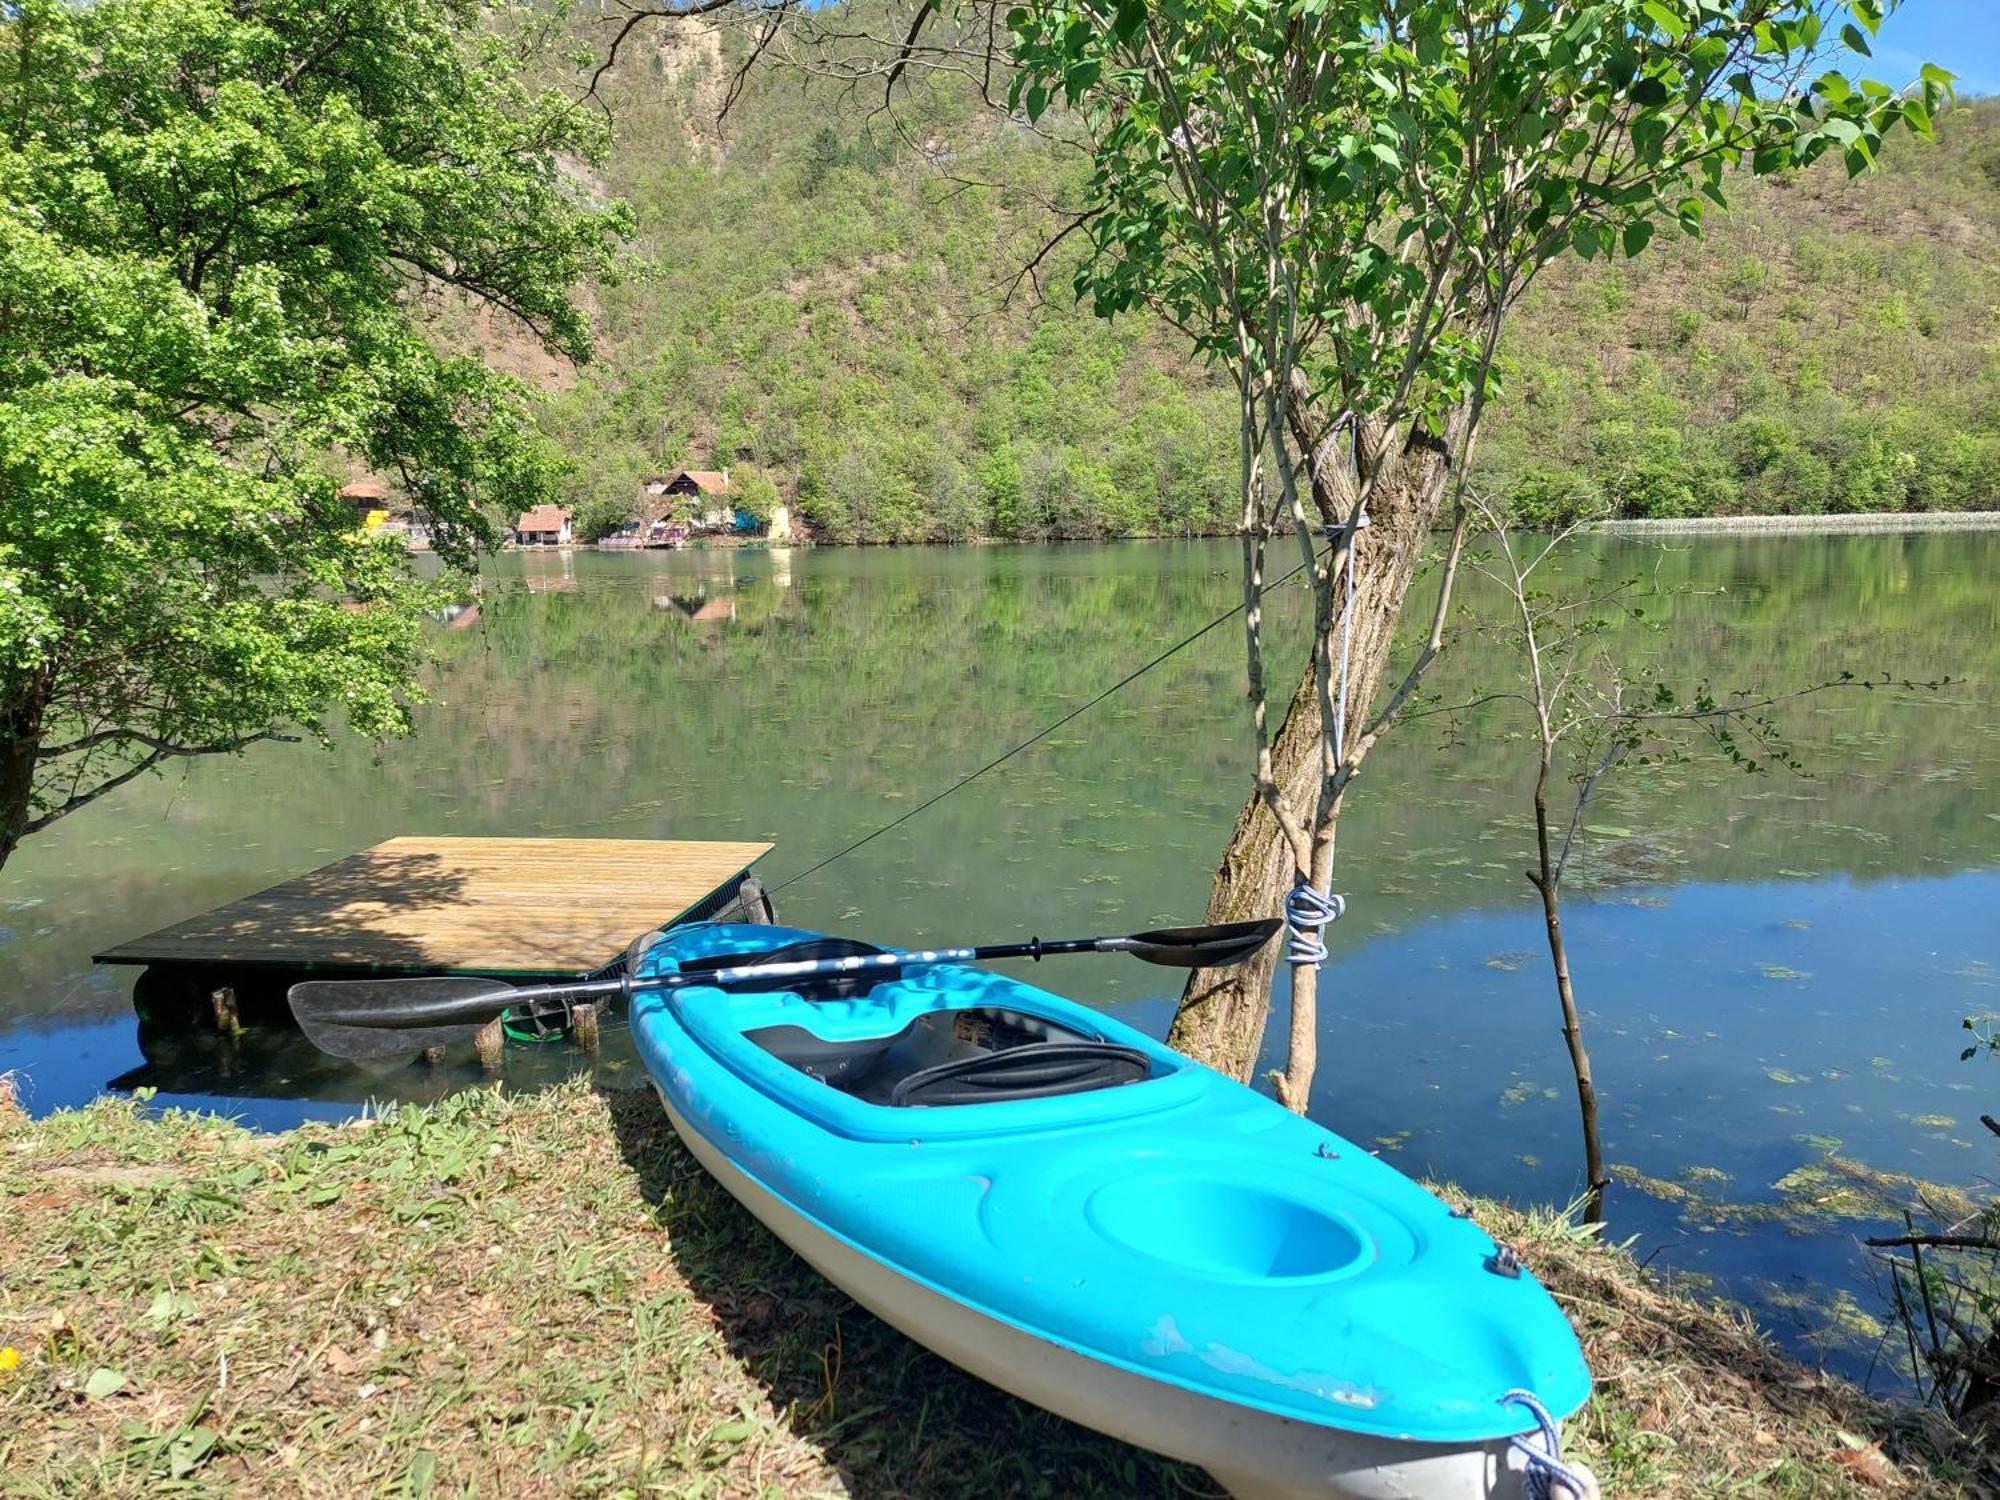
[999,0,1947,1099]
[0,0,622,862]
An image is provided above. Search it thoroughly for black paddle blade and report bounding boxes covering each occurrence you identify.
[1117,918,1282,968]
[289,977,518,1063]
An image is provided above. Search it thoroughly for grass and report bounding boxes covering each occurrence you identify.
[1,1078,1990,1498]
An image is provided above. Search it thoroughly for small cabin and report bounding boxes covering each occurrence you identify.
[341,480,391,528]
[342,480,432,549]
[641,469,734,531]
[514,504,573,547]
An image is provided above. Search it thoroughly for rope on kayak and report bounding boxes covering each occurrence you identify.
[1501,1389,1593,1500]
[770,539,1335,898]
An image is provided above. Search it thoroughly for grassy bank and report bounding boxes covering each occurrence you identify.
[1,1078,1987,1498]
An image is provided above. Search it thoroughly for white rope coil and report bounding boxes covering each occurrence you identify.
[1283,880,1343,967]
[1501,1389,1596,1500]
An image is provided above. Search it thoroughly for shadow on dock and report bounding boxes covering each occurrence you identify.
[599,1085,1213,1499]
[108,846,478,1032]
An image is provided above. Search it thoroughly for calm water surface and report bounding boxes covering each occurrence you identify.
[3,534,1995,1385]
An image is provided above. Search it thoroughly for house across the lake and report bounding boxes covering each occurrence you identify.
[514,504,573,547]
[341,479,432,550]
[641,469,736,532]
[342,479,391,527]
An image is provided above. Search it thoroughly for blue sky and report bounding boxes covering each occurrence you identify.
[1858,1,2000,96]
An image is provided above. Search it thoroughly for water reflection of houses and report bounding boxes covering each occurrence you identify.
[521,549,578,593]
[655,589,737,622]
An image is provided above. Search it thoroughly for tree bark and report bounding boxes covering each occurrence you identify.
[1167,406,1464,1083]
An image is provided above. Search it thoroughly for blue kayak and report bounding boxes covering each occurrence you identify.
[630,923,1594,1500]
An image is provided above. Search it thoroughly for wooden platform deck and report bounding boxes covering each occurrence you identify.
[94,836,773,978]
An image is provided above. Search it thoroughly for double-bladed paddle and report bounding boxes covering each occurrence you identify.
[288,919,1280,1063]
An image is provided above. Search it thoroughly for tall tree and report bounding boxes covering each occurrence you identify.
[0,0,624,870]
[1005,0,1947,1105]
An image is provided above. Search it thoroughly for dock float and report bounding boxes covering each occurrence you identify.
[96,836,772,1029]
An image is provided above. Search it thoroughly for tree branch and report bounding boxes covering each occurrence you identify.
[26,731,297,834]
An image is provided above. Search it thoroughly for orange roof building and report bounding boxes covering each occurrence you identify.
[514,504,573,545]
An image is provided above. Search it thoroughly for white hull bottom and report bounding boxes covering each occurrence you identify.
[661,1095,1586,1500]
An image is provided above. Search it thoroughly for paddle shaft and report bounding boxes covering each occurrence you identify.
[306,937,1123,1032]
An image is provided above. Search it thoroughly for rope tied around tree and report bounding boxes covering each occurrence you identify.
[1501,1389,1598,1500]
[1283,880,1342,966]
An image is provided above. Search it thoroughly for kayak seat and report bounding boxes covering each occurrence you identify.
[746,1005,1152,1107]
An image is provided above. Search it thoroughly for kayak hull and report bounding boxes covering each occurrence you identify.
[632,923,1593,1500]
[662,1090,1562,1500]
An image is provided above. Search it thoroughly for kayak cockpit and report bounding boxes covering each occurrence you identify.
[747,1004,1152,1106]
[645,942,1206,1140]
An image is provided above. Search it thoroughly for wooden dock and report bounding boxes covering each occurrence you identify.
[95,836,773,979]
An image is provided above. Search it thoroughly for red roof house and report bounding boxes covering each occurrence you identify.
[514,504,573,547]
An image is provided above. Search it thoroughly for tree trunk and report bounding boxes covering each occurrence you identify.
[1531,766,1608,1222]
[1170,660,1321,1080]
[0,684,47,876]
[1531,872,1608,1222]
[1167,411,1464,1082]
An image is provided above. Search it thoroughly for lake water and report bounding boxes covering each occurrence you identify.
[3,534,1994,1387]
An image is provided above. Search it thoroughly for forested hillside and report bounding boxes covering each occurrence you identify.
[540,25,1999,541]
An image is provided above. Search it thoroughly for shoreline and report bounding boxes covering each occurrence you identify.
[1584,510,2000,537]
[564,510,2000,551]
[500,508,2000,557]
[2,1079,1986,1496]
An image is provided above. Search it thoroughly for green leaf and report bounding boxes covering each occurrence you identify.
[1622,219,1654,257]
[1839,22,1870,57]
[83,1368,126,1399]
[167,1428,218,1480]
[1631,113,1668,161]
[407,1450,440,1496]
[1751,143,1789,175]
[1641,1,1688,42]
[1064,58,1102,102]
[1025,83,1050,121]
